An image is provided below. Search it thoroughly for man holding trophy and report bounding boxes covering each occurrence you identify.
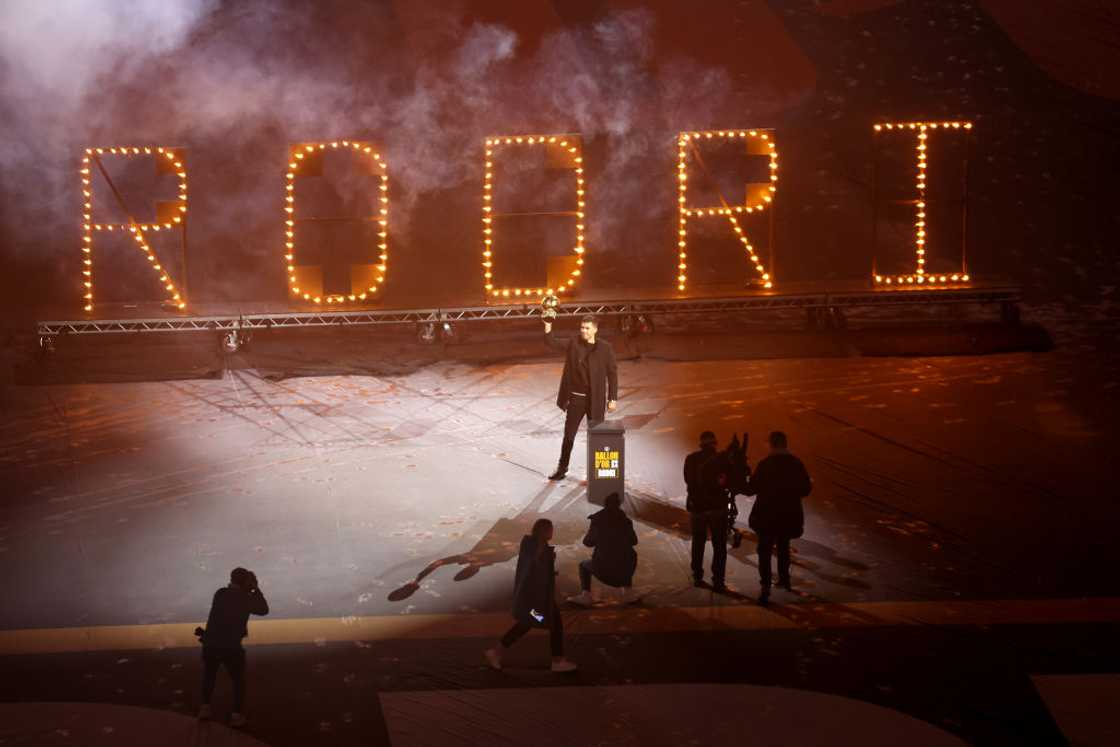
[541,296,618,480]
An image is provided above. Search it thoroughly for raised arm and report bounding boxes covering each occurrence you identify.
[543,325,568,353]
[248,587,269,616]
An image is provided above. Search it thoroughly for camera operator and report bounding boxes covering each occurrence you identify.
[197,567,269,727]
[683,431,731,591]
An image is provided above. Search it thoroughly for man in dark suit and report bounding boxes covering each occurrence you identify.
[543,314,618,480]
[748,431,812,605]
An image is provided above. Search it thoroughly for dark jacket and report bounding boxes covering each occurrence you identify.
[583,505,638,587]
[545,331,618,422]
[511,535,556,627]
[202,585,269,649]
[683,447,728,513]
[748,450,812,538]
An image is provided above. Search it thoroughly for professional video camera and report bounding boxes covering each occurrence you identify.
[704,432,751,548]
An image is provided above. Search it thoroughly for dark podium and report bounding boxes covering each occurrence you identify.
[587,420,625,505]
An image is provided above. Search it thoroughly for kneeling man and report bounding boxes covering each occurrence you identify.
[568,492,638,605]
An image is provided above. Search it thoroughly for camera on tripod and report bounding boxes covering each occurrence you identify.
[706,431,751,549]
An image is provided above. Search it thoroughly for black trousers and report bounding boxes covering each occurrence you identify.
[690,510,728,584]
[501,603,564,657]
[579,559,632,591]
[756,533,792,588]
[557,394,598,471]
[201,646,246,711]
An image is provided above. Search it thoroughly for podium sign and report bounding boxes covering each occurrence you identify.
[587,420,625,505]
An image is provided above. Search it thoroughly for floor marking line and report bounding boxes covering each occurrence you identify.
[2,597,1118,656]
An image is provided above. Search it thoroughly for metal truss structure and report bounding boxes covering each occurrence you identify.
[37,285,1022,338]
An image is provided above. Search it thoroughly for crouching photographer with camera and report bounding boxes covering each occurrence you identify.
[196,567,269,727]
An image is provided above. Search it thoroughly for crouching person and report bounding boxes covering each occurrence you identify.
[198,567,269,727]
[568,492,639,606]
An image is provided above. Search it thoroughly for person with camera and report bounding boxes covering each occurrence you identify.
[567,492,639,606]
[683,431,732,591]
[748,431,812,605]
[542,312,618,481]
[197,567,270,727]
[485,518,578,673]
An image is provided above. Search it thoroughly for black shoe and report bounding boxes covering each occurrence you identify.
[712,580,728,593]
[548,468,567,481]
[693,577,705,588]
[776,579,792,591]
[758,588,771,606]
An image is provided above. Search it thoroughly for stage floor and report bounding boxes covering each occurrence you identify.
[1,309,1117,745]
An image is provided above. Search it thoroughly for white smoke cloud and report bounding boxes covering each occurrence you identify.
[0,1,805,302]
[0,0,216,105]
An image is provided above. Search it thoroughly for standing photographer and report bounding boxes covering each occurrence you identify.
[197,567,269,727]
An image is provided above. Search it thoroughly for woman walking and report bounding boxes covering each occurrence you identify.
[485,518,578,672]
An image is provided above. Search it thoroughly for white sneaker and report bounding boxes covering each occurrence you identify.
[484,647,502,671]
[567,591,594,607]
[229,712,247,728]
[550,658,578,673]
[197,704,212,721]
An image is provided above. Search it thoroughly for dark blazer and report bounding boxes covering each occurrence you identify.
[748,451,812,538]
[511,535,556,627]
[583,505,638,587]
[545,330,618,422]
